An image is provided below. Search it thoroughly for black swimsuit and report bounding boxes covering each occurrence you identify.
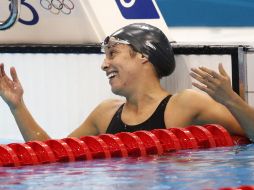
[106,95,172,134]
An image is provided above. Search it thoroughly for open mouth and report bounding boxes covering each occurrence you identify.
[107,71,117,79]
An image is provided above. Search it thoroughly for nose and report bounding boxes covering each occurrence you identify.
[101,57,110,71]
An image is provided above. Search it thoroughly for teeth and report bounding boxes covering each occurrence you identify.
[107,72,117,79]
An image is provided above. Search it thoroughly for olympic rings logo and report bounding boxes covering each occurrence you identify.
[120,0,136,8]
[40,0,74,15]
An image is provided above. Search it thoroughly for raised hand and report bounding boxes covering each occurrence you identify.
[0,63,24,110]
[190,63,235,105]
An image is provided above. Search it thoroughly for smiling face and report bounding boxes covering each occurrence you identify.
[101,43,144,96]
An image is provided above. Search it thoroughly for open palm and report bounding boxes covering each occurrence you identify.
[0,64,24,109]
[190,63,235,105]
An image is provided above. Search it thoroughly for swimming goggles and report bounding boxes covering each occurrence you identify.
[101,36,130,53]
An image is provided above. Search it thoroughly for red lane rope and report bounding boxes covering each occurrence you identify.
[218,185,254,190]
[0,124,251,167]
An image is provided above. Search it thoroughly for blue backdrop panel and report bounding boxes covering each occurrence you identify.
[156,0,254,26]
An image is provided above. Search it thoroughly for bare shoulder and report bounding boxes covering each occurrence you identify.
[166,89,212,121]
[68,98,124,137]
[166,89,243,135]
[169,89,219,119]
[94,98,125,113]
[171,89,213,107]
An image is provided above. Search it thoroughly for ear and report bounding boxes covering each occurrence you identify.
[138,53,149,64]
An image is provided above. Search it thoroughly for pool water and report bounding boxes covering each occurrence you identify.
[0,144,253,190]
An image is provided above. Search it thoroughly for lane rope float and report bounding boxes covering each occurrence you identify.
[0,124,251,167]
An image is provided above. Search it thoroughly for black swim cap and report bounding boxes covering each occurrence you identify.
[108,23,175,78]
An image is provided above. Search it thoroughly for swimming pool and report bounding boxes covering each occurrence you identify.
[0,143,253,190]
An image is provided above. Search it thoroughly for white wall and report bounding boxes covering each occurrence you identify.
[247,53,254,106]
[0,53,234,142]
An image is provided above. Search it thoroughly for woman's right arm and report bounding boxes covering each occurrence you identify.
[11,99,51,141]
[0,63,50,142]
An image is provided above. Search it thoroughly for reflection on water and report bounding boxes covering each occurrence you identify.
[0,144,253,190]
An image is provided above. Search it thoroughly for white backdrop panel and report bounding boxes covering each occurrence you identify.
[247,53,254,91]
[247,53,254,106]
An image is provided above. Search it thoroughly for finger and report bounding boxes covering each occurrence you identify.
[198,66,222,79]
[190,70,214,85]
[1,64,7,78]
[0,63,5,78]
[190,72,208,84]
[218,63,229,78]
[190,67,203,77]
[190,72,203,82]
[191,67,215,82]
[190,72,216,89]
[10,67,19,83]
